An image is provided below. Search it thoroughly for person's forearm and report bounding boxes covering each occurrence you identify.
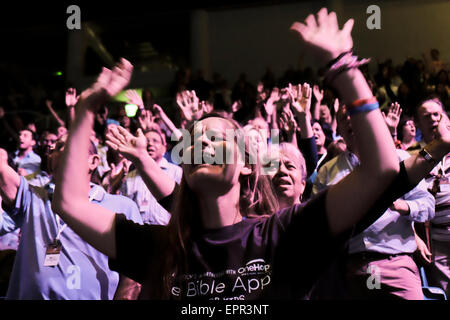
[298,136,318,178]
[313,101,321,121]
[135,153,176,201]
[53,102,117,258]
[46,103,66,127]
[56,104,93,205]
[296,113,313,139]
[68,106,75,126]
[271,110,278,130]
[404,139,448,185]
[159,112,182,141]
[335,69,399,176]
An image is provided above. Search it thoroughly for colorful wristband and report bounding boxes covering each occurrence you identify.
[349,97,378,109]
[347,102,379,116]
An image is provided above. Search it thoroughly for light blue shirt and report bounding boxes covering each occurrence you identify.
[2,177,142,300]
[26,170,52,187]
[313,149,435,255]
[13,150,41,175]
[0,210,19,250]
[120,157,182,225]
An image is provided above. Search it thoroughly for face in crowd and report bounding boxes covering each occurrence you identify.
[270,143,306,206]
[416,99,444,143]
[41,132,58,156]
[401,119,416,142]
[182,117,251,196]
[18,129,36,151]
[145,130,167,163]
[312,122,326,150]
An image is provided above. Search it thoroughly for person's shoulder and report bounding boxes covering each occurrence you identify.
[319,152,343,172]
[161,158,182,171]
[104,192,138,208]
[125,169,140,180]
[29,150,41,161]
[395,148,411,161]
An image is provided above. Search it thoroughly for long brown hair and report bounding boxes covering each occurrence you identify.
[159,114,279,299]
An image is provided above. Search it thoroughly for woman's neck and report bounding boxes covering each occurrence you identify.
[197,183,243,229]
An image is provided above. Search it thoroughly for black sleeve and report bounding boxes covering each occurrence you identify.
[157,183,180,212]
[109,214,169,284]
[353,160,416,234]
[298,136,319,178]
[272,189,351,298]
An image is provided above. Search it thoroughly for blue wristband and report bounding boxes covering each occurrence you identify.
[347,102,379,116]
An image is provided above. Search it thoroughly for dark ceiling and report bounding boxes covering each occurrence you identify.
[0,1,305,71]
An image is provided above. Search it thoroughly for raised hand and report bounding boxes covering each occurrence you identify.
[279,107,298,138]
[106,126,148,163]
[383,102,402,134]
[264,87,280,116]
[0,147,8,170]
[125,89,144,110]
[80,58,134,112]
[288,83,312,118]
[152,104,163,117]
[290,7,354,64]
[313,85,324,102]
[137,109,153,132]
[176,90,203,121]
[65,88,79,107]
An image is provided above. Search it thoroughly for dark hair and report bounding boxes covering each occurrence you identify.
[397,115,415,142]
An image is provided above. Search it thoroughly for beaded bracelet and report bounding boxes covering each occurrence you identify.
[347,102,379,116]
[324,51,371,85]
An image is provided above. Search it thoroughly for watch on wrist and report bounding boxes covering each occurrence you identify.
[419,148,438,165]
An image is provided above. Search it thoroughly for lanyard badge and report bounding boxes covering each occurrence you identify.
[44,239,62,267]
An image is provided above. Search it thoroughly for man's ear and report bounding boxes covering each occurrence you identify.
[88,154,100,172]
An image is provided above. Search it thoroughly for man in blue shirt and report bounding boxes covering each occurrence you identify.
[12,129,41,176]
[312,106,435,299]
[0,135,143,299]
[120,123,182,225]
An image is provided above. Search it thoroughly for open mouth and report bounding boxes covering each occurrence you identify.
[274,176,292,187]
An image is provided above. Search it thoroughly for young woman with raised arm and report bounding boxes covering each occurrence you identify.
[53,8,450,299]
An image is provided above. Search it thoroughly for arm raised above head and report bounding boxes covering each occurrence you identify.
[291,8,399,236]
[52,59,134,258]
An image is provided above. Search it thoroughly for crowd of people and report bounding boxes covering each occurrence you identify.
[0,8,449,300]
